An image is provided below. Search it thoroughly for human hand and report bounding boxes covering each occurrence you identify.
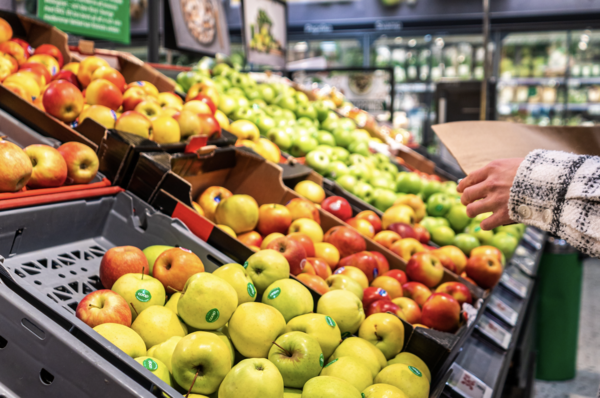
[457,158,524,230]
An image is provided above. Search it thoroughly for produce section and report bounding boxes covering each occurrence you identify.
[0,6,585,398]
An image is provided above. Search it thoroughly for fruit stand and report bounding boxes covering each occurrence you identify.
[0,10,555,398]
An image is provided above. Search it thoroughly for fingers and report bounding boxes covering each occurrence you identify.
[480,209,511,231]
[466,198,495,219]
[457,166,490,193]
[461,181,490,206]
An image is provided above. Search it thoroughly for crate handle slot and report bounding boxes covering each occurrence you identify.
[0,334,7,349]
[21,318,45,340]
[39,368,54,385]
[8,228,24,257]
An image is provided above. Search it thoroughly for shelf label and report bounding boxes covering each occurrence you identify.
[500,273,528,298]
[512,255,536,276]
[522,234,542,250]
[478,315,512,350]
[447,363,493,398]
[488,295,518,326]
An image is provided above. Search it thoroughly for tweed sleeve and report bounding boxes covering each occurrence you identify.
[508,149,600,257]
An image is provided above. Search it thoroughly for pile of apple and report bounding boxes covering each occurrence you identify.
[0,139,99,192]
[77,243,433,397]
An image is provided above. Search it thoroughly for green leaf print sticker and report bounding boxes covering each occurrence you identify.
[206,309,220,323]
[135,289,151,302]
[247,283,256,298]
[143,358,158,371]
[324,358,338,368]
[243,261,249,269]
[409,366,422,377]
[319,353,324,367]
[267,287,281,299]
[325,316,336,327]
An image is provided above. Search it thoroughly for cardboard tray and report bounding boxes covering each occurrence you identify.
[0,191,238,397]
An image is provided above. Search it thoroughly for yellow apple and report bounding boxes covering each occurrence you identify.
[152,116,181,144]
[288,218,323,243]
[215,194,259,234]
[294,180,325,204]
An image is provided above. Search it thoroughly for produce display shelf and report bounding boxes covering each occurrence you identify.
[442,227,547,398]
[0,191,236,397]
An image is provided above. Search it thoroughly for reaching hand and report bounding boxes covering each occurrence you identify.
[457,158,525,230]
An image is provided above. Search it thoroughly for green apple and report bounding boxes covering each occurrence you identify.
[281,109,297,121]
[338,118,356,131]
[131,306,187,348]
[278,96,297,112]
[259,85,276,103]
[363,384,407,398]
[352,181,374,203]
[264,105,284,118]
[430,226,456,246]
[269,332,323,388]
[274,117,291,128]
[321,118,340,133]
[296,104,317,120]
[396,172,423,194]
[371,176,395,191]
[218,94,238,116]
[420,180,442,200]
[373,153,390,167]
[219,358,284,398]
[212,263,257,304]
[453,233,481,256]
[112,273,166,321]
[295,91,310,104]
[93,323,146,358]
[325,274,363,300]
[348,154,367,167]
[232,106,255,121]
[285,313,342,359]
[348,164,372,182]
[302,376,362,398]
[206,330,235,366]
[350,130,371,143]
[177,272,238,330]
[228,302,287,358]
[388,352,431,382]
[375,363,430,398]
[314,145,334,157]
[426,193,452,217]
[267,128,293,150]
[305,150,331,175]
[297,117,318,129]
[290,136,318,157]
[245,250,290,296]
[246,88,262,101]
[333,128,353,148]
[321,356,373,391]
[314,101,333,122]
[172,332,232,395]
[466,223,494,245]
[213,75,231,91]
[262,279,314,323]
[316,131,336,146]
[336,174,358,192]
[328,337,387,378]
[491,232,518,259]
[142,245,173,275]
[381,163,399,177]
[348,141,371,157]
[226,86,245,98]
[420,216,447,233]
[316,290,365,335]
[331,147,350,162]
[496,225,522,239]
[134,356,172,386]
[147,336,181,373]
[325,161,349,180]
[255,115,276,135]
[212,63,232,76]
[446,204,471,233]
[284,387,303,397]
[442,181,459,196]
[373,188,397,212]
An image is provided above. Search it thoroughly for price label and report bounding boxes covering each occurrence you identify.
[447,363,493,398]
[478,315,512,350]
[488,295,518,326]
[512,255,536,276]
[522,234,542,250]
[500,273,528,298]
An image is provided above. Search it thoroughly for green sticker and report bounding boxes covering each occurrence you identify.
[409,366,422,377]
[475,226,481,232]
[143,358,158,371]
[135,289,151,302]
[341,332,352,339]
[243,261,249,269]
[206,308,220,323]
[319,353,324,367]
[324,358,338,368]
[435,204,443,212]
[362,394,366,398]
[247,283,256,298]
[267,287,281,300]
[325,316,336,328]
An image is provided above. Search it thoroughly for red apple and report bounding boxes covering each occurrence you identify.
[86,78,123,111]
[76,289,132,328]
[435,282,472,306]
[307,257,332,280]
[461,272,478,286]
[296,274,329,295]
[287,233,315,257]
[99,246,149,289]
[406,252,445,288]
[10,38,33,57]
[42,80,84,123]
[153,247,205,293]
[91,67,126,93]
[23,144,67,188]
[346,218,376,239]
[413,223,431,244]
[0,140,32,192]
[190,93,217,114]
[34,43,64,68]
[366,299,404,318]
[421,293,461,332]
[356,210,382,233]
[198,114,222,138]
[402,282,432,307]
[337,251,378,283]
[363,286,392,309]
[388,223,417,240]
[57,142,99,184]
[19,62,51,85]
[385,269,408,286]
[324,226,366,258]
[392,297,422,324]
[466,253,503,289]
[370,251,390,276]
[51,70,81,89]
[285,198,320,223]
[470,246,503,264]
[257,204,292,235]
[321,196,352,221]
[267,236,308,276]
[431,250,457,273]
[373,230,402,249]
[238,231,263,248]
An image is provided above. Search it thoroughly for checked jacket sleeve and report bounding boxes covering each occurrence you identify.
[508,149,600,257]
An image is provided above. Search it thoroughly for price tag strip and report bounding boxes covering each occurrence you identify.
[447,363,493,398]
[522,233,543,250]
[477,315,512,350]
[487,295,518,326]
[511,255,536,277]
[500,273,528,298]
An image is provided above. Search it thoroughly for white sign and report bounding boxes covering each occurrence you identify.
[501,273,528,298]
[478,315,512,350]
[447,363,493,398]
[488,295,518,326]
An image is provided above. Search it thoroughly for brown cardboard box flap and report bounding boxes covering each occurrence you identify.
[432,121,600,174]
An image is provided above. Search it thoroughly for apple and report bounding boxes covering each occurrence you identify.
[122,87,147,112]
[219,358,284,397]
[413,223,431,244]
[77,56,109,87]
[317,290,365,335]
[453,233,481,256]
[4,81,31,102]
[245,250,290,295]
[402,282,432,307]
[363,384,407,398]
[171,332,232,395]
[392,297,422,324]
[266,237,308,276]
[307,257,332,279]
[85,78,123,111]
[305,150,331,175]
[373,231,402,249]
[213,263,257,304]
[359,313,405,360]
[0,18,13,43]
[215,194,259,234]
[131,305,187,348]
[153,247,205,293]
[34,44,64,67]
[396,172,422,194]
[465,223,494,246]
[382,205,415,229]
[302,376,362,398]
[321,355,374,392]
[387,352,431,382]
[93,323,146,358]
[406,252,444,288]
[294,180,326,204]
[0,41,26,65]
[491,232,518,259]
[99,246,148,289]
[288,218,323,244]
[262,279,313,322]
[178,272,237,330]
[314,242,340,269]
[90,66,125,93]
[324,226,366,258]
[435,282,472,306]
[56,142,99,184]
[262,232,285,250]
[286,198,320,223]
[296,273,329,295]
[51,69,80,89]
[389,238,425,261]
[446,204,471,232]
[336,175,358,192]
[426,193,452,217]
[371,276,403,299]
[321,196,352,221]
[229,302,287,358]
[286,313,342,359]
[198,186,232,222]
[352,180,374,202]
[385,270,408,286]
[329,336,386,379]
[466,253,503,289]
[111,273,166,320]
[79,105,117,129]
[76,289,131,328]
[373,188,397,212]
[363,286,391,309]
[370,251,390,276]
[356,210,382,233]
[470,245,503,264]
[388,223,417,240]
[41,80,83,122]
[421,293,461,332]
[347,218,376,239]
[286,233,314,258]
[152,115,181,144]
[333,266,369,290]
[268,332,322,388]
[366,299,404,319]
[238,231,263,248]
[115,111,152,139]
[0,140,32,192]
[257,204,292,235]
[198,114,221,138]
[20,62,51,85]
[374,364,430,398]
[437,245,468,274]
[338,251,379,282]
[140,245,173,276]
[394,194,426,223]
[325,274,363,299]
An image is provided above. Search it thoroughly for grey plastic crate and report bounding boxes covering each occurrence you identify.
[0,191,236,397]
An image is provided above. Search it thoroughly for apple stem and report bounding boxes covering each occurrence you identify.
[88,304,101,309]
[141,267,145,279]
[130,302,139,317]
[185,368,201,397]
[272,341,292,357]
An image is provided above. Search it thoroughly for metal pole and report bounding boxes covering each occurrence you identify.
[480,0,490,120]
[148,0,160,63]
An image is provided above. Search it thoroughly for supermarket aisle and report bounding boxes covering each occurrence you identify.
[534,258,600,398]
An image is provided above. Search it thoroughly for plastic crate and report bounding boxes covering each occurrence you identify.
[0,191,236,397]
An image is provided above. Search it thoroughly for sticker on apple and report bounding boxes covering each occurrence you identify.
[324,358,338,368]
[326,316,336,328]
[143,358,158,371]
[243,261,249,269]
[247,283,256,298]
[409,366,422,377]
[135,289,152,302]
[206,308,220,323]
[268,287,281,300]
[320,353,324,367]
